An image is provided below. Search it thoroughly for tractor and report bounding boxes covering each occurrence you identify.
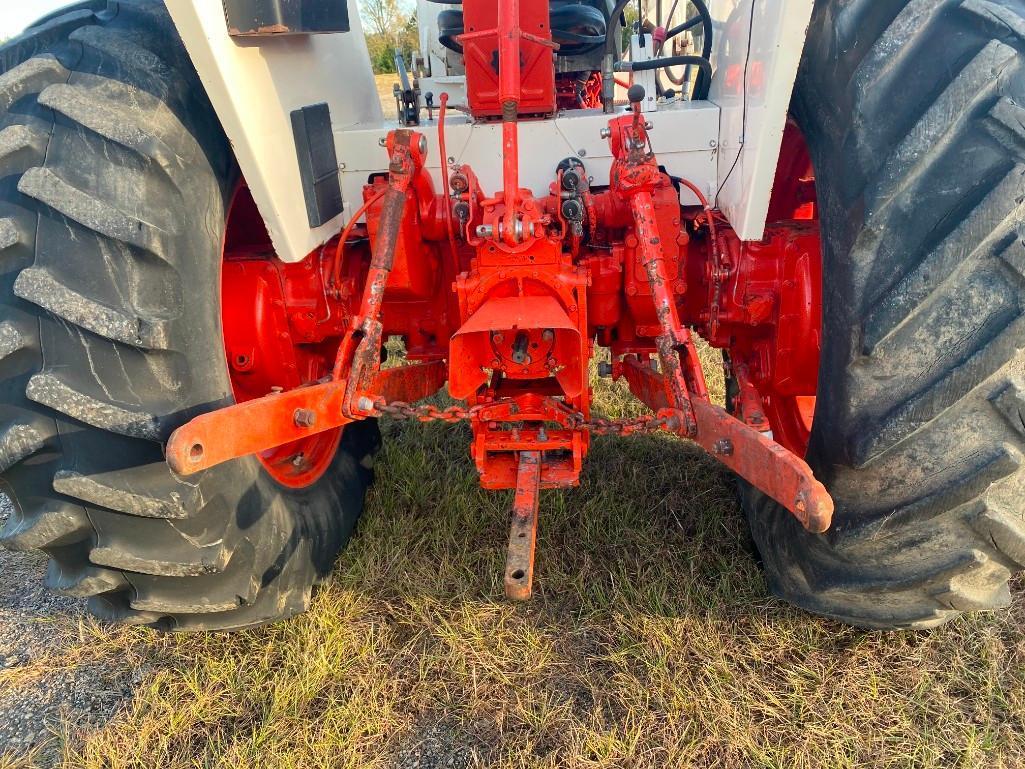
[0,0,1022,631]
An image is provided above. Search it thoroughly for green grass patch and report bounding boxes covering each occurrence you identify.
[9,346,1023,768]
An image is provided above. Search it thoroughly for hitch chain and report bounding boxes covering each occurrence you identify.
[371,398,677,436]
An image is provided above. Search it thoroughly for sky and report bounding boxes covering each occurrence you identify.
[1,0,79,41]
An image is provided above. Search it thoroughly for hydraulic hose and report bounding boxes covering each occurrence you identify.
[604,0,714,107]
[662,1,712,93]
[603,0,636,110]
[666,15,704,45]
[615,55,711,99]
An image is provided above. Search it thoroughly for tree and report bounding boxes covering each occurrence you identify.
[359,0,417,74]
[360,0,410,41]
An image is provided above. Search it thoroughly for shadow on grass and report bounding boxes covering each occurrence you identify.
[351,418,760,621]
[60,416,1025,769]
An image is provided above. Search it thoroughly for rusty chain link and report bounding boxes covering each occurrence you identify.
[373,401,484,423]
[372,398,677,436]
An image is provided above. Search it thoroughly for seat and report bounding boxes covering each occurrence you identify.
[437,3,607,57]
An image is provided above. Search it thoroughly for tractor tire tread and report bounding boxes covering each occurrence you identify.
[745,0,1025,628]
[0,0,378,631]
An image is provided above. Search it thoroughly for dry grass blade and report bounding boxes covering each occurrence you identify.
[47,341,1025,768]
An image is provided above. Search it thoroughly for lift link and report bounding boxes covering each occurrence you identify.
[166,130,433,477]
[607,93,833,534]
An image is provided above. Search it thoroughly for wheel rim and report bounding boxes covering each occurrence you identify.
[759,121,822,458]
[220,183,341,488]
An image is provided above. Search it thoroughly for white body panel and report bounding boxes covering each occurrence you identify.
[708,0,815,239]
[629,34,660,114]
[338,102,720,212]
[167,0,811,261]
[164,0,382,262]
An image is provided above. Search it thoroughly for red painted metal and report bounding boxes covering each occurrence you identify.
[167,361,446,475]
[221,183,349,487]
[698,121,822,455]
[470,394,587,489]
[607,105,704,432]
[620,356,832,533]
[173,131,449,477]
[175,0,829,551]
[504,450,542,600]
[556,72,603,110]
[459,0,557,119]
[602,104,828,530]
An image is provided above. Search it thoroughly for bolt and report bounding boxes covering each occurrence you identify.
[600,127,612,139]
[293,409,317,428]
[577,148,587,158]
[291,452,306,468]
[712,438,734,456]
[378,137,387,147]
[538,426,548,442]
[356,396,376,412]
[541,329,555,342]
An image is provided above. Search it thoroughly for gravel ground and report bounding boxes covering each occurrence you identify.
[389,722,478,769]
[0,496,139,767]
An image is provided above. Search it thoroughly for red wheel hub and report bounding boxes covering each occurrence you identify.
[762,121,821,456]
[707,120,822,457]
[220,184,347,488]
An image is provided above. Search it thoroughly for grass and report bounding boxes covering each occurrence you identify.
[375,74,400,121]
[1,344,1023,768]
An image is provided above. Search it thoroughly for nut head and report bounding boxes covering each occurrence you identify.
[712,438,735,456]
[293,409,317,428]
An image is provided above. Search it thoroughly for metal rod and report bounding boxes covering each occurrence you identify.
[504,451,542,600]
[498,0,522,244]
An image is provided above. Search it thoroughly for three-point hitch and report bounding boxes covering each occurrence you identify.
[167,0,832,600]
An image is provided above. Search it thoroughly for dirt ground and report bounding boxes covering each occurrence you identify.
[0,497,140,766]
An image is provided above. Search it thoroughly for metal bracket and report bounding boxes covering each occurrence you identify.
[166,361,445,475]
[621,355,833,533]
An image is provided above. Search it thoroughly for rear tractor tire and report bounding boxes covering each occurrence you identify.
[0,0,379,630]
[745,0,1025,628]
